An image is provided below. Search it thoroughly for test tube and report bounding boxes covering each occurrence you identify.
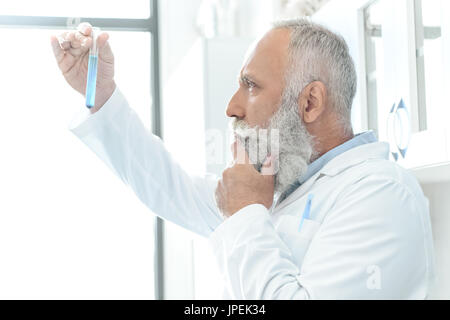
[85,27,100,109]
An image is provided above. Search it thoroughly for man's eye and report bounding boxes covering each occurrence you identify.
[239,77,257,91]
[246,80,256,90]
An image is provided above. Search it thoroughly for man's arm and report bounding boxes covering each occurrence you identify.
[70,87,223,237]
[51,23,222,237]
[210,176,433,299]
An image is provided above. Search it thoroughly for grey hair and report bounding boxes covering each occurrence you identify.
[273,18,357,134]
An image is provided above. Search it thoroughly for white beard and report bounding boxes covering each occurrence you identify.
[231,93,316,195]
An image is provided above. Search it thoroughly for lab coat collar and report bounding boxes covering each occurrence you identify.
[273,142,390,211]
[298,131,378,185]
[319,141,390,177]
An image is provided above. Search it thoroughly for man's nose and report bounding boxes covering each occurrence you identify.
[226,92,245,119]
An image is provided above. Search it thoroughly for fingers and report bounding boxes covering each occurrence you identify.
[69,31,92,56]
[57,31,72,50]
[50,33,75,73]
[72,31,89,48]
[50,35,64,63]
[260,155,275,177]
[51,24,97,59]
[77,22,92,36]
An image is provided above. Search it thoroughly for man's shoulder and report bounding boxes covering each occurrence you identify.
[322,157,429,228]
[352,157,424,198]
[321,141,422,198]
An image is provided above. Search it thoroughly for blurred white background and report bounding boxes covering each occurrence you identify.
[0,1,154,299]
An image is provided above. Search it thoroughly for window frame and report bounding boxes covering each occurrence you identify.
[358,0,444,135]
[0,0,164,300]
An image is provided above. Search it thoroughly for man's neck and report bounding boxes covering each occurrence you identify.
[313,129,354,160]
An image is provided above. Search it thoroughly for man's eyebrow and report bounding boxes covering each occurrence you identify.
[238,72,258,84]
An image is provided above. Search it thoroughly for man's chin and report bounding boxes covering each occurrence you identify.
[274,157,309,195]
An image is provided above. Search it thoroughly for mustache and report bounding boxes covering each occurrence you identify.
[230,118,273,137]
[230,119,251,147]
[230,119,262,153]
[230,118,250,133]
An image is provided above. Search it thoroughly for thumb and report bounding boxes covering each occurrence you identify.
[97,32,109,48]
[260,155,275,177]
[98,32,113,60]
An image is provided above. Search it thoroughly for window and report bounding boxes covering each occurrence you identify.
[0,0,150,18]
[362,0,450,167]
[363,0,385,140]
[416,0,448,130]
[0,1,159,299]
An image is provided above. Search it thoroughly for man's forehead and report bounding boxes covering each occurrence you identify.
[240,28,291,82]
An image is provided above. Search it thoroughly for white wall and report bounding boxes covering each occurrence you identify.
[421,182,450,299]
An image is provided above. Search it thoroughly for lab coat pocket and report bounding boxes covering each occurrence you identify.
[276,215,321,267]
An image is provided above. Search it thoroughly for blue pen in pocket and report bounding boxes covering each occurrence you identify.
[299,194,314,231]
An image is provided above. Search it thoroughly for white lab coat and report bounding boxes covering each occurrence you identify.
[69,88,435,299]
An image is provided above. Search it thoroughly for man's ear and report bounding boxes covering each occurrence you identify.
[297,81,327,124]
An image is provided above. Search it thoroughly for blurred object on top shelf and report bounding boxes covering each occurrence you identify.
[196,0,330,39]
[278,0,330,18]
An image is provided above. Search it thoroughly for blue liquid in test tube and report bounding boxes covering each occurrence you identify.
[85,27,100,109]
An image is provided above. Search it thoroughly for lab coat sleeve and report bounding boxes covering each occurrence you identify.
[68,87,223,237]
[209,176,432,299]
[209,204,310,299]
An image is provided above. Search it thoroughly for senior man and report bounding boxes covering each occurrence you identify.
[51,19,435,299]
